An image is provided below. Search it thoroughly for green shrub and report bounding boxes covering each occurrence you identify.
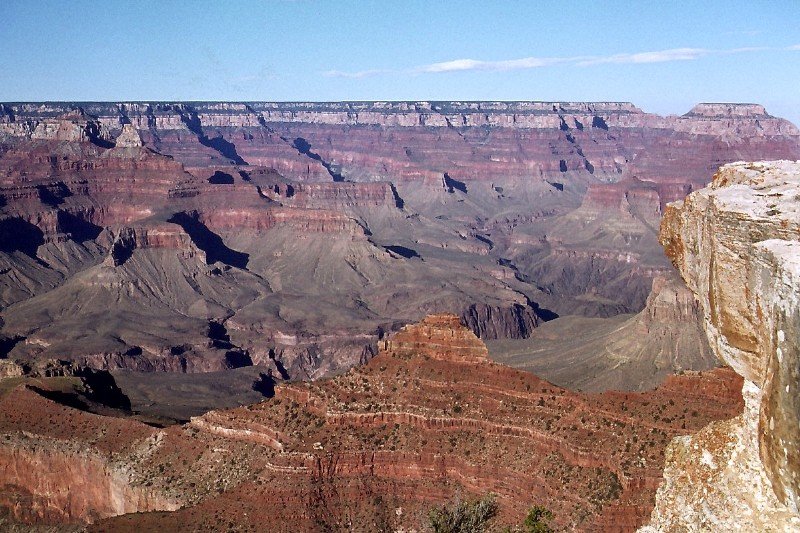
[428,493,498,533]
[522,505,554,533]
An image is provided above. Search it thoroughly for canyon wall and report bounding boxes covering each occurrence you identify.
[0,314,745,531]
[642,160,800,530]
[0,434,176,523]
[1,101,798,379]
[488,274,717,393]
[0,385,178,525]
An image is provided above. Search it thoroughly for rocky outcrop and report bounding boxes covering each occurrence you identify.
[638,275,704,330]
[28,110,104,144]
[70,314,742,531]
[642,161,800,530]
[489,274,716,392]
[380,313,489,362]
[459,302,540,340]
[198,206,365,235]
[675,103,799,137]
[0,386,177,525]
[114,123,143,148]
[0,434,176,523]
[106,224,201,266]
[258,180,400,210]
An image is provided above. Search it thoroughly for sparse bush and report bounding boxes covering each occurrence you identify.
[427,493,498,533]
[522,505,554,533]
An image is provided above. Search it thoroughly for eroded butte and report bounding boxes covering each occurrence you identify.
[0,314,743,531]
[0,101,798,388]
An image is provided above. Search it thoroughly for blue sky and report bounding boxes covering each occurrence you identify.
[2,1,799,124]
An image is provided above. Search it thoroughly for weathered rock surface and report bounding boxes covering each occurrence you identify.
[0,385,177,525]
[113,123,143,148]
[489,274,717,392]
[0,314,744,531]
[642,160,800,531]
[381,313,489,362]
[0,101,798,381]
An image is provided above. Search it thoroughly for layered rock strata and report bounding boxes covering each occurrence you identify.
[1,102,798,378]
[488,274,716,392]
[642,160,800,530]
[0,314,744,531]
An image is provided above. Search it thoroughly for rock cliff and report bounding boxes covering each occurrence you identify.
[489,274,717,392]
[642,160,800,530]
[1,101,798,380]
[0,314,744,531]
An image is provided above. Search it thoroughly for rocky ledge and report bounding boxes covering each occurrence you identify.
[0,314,744,531]
[643,160,800,530]
[380,313,489,363]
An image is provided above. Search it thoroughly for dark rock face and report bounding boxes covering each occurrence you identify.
[460,302,540,340]
[0,101,798,379]
[488,275,717,392]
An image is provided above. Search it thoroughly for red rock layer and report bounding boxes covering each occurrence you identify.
[0,385,177,524]
[1,101,798,378]
[0,315,743,531]
[381,313,489,362]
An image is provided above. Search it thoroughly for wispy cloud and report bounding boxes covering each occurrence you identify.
[323,45,788,78]
[577,48,709,66]
[418,56,571,73]
[322,69,394,79]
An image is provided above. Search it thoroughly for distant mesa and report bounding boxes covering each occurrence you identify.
[683,102,770,118]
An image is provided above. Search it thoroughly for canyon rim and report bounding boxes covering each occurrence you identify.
[2,1,800,531]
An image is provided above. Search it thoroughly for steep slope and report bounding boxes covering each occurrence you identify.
[0,315,744,531]
[641,161,800,531]
[488,275,716,392]
[1,102,798,381]
[0,116,545,376]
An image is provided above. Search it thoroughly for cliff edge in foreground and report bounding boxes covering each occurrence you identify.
[643,160,800,531]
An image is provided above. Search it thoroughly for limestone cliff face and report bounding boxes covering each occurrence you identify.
[642,160,800,531]
[114,123,143,148]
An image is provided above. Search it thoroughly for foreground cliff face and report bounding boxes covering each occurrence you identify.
[0,315,744,531]
[643,161,800,530]
[0,382,178,525]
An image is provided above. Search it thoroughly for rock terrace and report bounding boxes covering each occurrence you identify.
[0,314,745,531]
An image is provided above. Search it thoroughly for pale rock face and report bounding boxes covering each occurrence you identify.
[31,115,93,142]
[642,381,800,532]
[684,102,769,118]
[114,123,143,148]
[642,160,800,531]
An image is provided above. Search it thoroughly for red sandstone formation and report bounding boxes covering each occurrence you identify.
[0,101,797,380]
[381,314,490,363]
[0,314,743,531]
